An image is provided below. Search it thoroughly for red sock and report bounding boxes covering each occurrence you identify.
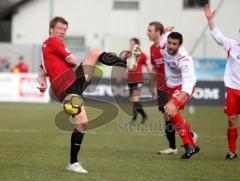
[227,127,238,153]
[184,121,196,147]
[171,113,190,145]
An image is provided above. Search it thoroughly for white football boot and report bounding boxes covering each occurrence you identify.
[127,44,141,70]
[67,162,88,173]
[157,148,178,155]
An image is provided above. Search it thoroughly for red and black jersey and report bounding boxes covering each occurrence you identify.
[40,36,76,99]
[150,44,166,87]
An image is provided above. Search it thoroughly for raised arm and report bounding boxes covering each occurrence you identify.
[204,4,215,30]
[204,4,234,51]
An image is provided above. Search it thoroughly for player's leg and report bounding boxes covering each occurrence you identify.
[67,106,88,173]
[61,70,88,173]
[80,48,126,82]
[226,114,238,160]
[130,84,147,124]
[225,88,240,160]
[169,112,199,159]
[175,88,198,150]
[128,83,138,122]
[168,88,199,159]
[178,106,198,145]
[81,47,141,82]
[157,89,177,155]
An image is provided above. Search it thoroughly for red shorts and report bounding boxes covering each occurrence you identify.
[224,87,240,115]
[160,85,192,110]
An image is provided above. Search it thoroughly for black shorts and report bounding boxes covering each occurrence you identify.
[157,89,169,113]
[60,64,90,102]
[128,82,143,96]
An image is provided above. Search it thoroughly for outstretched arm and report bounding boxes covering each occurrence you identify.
[204,4,233,51]
[204,4,215,30]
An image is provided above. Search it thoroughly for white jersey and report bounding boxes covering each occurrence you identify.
[210,27,240,90]
[160,33,196,95]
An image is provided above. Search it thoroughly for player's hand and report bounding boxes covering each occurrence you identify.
[164,26,175,33]
[152,94,157,101]
[37,83,47,93]
[164,101,177,116]
[204,4,215,20]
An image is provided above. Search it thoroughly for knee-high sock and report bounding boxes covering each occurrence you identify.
[227,127,238,153]
[134,102,146,117]
[98,52,127,68]
[132,102,138,120]
[70,129,84,164]
[170,113,191,145]
[184,121,196,147]
[165,121,176,149]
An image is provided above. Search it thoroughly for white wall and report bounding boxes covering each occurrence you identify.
[138,0,240,58]
[11,0,240,58]
[0,43,41,72]
[12,0,50,44]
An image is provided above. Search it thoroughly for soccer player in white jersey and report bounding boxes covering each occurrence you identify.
[159,31,200,159]
[204,4,240,160]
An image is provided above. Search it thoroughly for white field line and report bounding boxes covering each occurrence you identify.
[0,129,227,139]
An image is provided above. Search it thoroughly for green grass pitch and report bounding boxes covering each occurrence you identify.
[0,102,240,181]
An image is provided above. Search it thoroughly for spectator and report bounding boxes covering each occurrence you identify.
[11,56,29,73]
[0,57,10,72]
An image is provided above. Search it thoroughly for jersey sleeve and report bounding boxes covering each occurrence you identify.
[141,52,147,65]
[210,27,235,52]
[49,38,72,63]
[179,58,196,95]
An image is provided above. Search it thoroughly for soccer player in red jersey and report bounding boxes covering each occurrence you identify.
[205,4,240,160]
[37,17,134,173]
[125,38,150,123]
[147,22,178,154]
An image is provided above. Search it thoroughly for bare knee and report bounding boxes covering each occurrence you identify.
[75,120,88,132]
[81,121,88,130]
[74,108,89,132]
[131,90,140,102]
[89,48,102,59]
[82,48,102,67]
[228,115,238,127]
[164,112,171,121]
